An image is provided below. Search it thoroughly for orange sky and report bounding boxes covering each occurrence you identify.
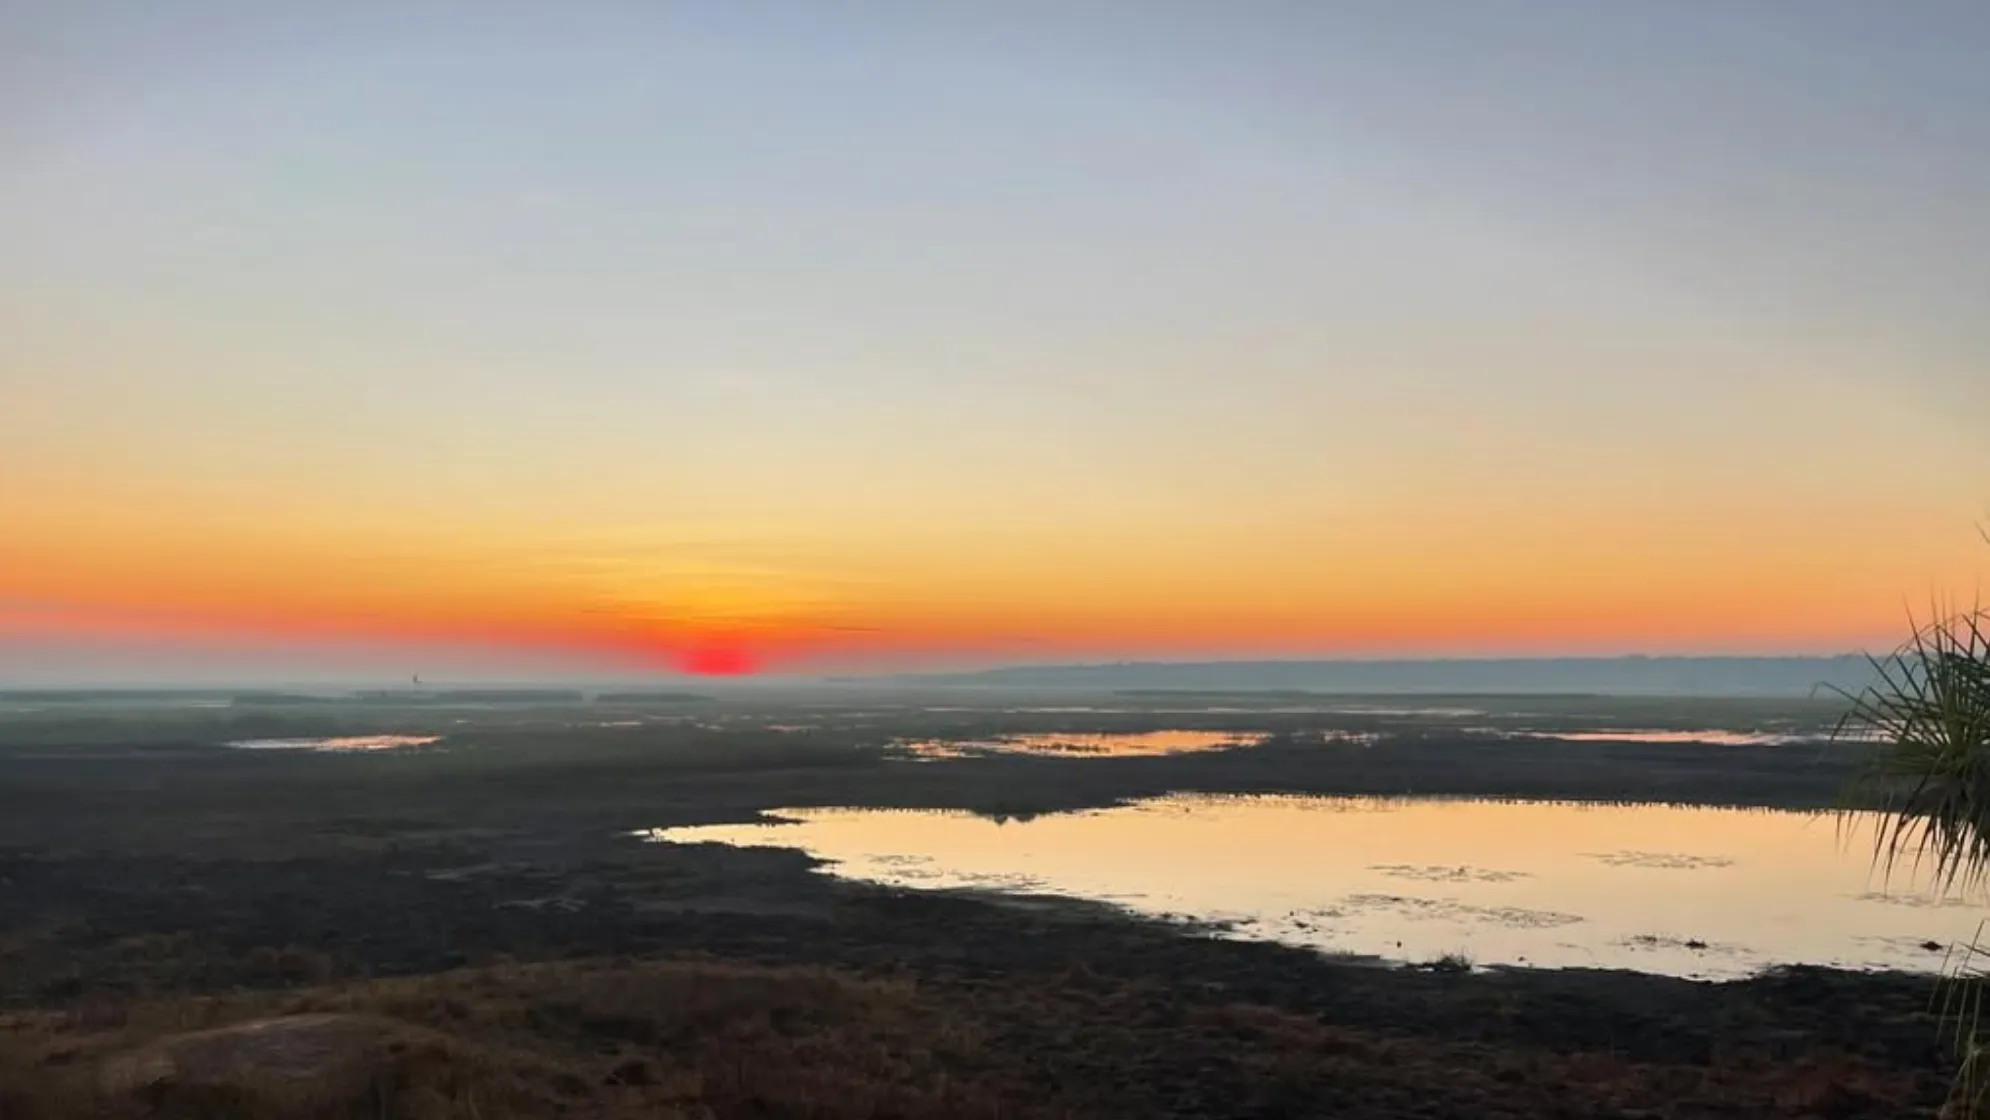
[6,474,1985,676]
[4,6,1988,679]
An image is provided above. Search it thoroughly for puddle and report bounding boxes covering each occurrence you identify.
[1327,706,1488,719]
[1518,729,1822,746]
[897,725,1832,760]
[225,735,441,752]
[644,794,1990,978]
[897,730,1266,759]
[1012,707,1130,714]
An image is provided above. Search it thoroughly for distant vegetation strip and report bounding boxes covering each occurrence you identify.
[0,690,246,703]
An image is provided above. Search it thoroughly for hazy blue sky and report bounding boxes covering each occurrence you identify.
[4,2,1987,682]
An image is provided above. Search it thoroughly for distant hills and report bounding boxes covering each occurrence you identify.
[859,656,1882,697]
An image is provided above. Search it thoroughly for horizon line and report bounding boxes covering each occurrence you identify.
[0,651,1891,692]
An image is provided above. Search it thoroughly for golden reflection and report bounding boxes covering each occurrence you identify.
[655,796,1987,978]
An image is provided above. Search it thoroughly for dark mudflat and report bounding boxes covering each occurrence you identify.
[0,695,1956,1117]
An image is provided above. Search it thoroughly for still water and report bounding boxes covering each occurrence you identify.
[899,730,1267,759]
[1511,729,1823,746]
[648,795,1990,979]
[226,735,441,751]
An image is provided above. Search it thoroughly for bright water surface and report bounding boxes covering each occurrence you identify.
[900,730,1267,759]
[226,735,441,751]
[1512,729,1822,746]
[649,795,1990,979]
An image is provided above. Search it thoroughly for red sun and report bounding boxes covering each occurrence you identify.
[678,643,759,677]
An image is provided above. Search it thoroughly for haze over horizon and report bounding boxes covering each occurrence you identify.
[6,2,1988,680]
[0,653,1884,697]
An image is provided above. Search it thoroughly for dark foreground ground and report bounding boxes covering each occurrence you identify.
[0,690,1960,1117]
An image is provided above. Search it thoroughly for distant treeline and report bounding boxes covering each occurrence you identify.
[351,689,587,704]
[229,693,340,706]
[592,691,713,704]
[1113,688,1328,700]
[0,690,243,703]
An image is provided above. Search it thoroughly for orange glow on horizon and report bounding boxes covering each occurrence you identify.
[5,478,1985,674]
[2,564,1973,676]
[677,642,760,677]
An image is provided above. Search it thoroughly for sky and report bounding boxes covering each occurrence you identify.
[4,1,1988,683]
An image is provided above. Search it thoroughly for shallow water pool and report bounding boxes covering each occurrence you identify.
[647,794,1990,978]
[225,735,441,751]
[896,730,1268,759]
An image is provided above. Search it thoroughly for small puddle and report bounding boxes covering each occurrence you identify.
[897,730,1268,759]
[644,794,1989,978]
[225,735,441,752]
[1327,706,1488,718]
[1513,729,1823,746]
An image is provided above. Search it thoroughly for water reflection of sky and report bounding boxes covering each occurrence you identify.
[1514,729,1822,746]
[225,735,440,751]
[648,795,1989,979]
[897,730,1266,759]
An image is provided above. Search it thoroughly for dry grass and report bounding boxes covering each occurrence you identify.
[0,950,1951,1119]
[0,959,1012,1120]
